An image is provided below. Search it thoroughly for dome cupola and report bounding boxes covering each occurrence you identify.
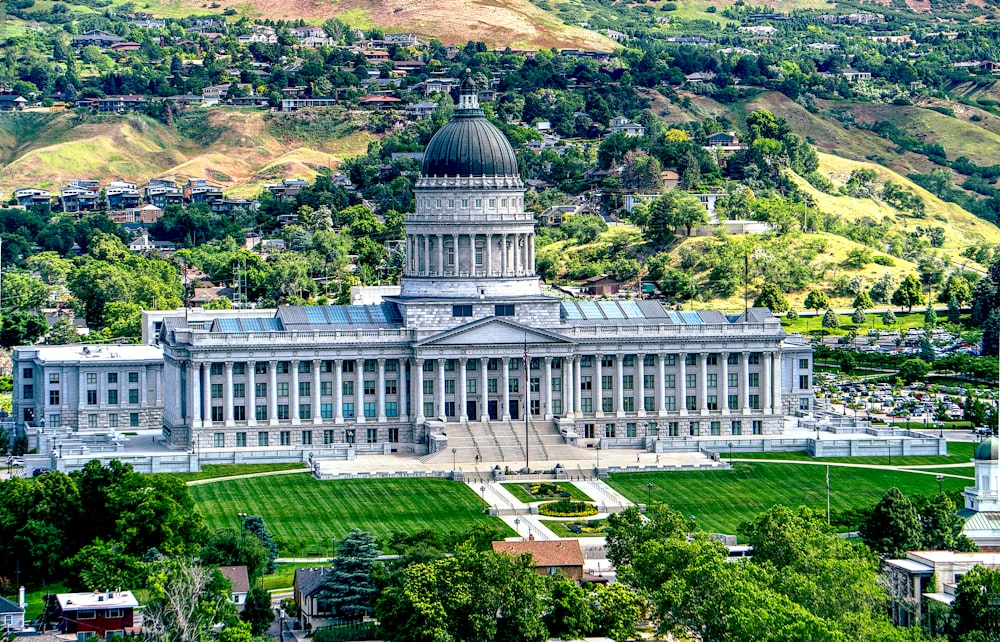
[975,438,999,461]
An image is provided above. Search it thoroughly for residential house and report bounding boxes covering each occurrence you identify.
[71,30,124,47]
[870,34,913,44]
[184,179,223,203]
[110,42,142,53]
[685,71,717,84]
[423,77,460,95]
[130,15,165,28]
[491,540,585,582]
[218,566,250,611]
[739,25,777,35]
[0,594,25,632]
[14,188,51,208]
[610,115,644,137]
[210,199,259,215]
[146,180,184,209]
[299,36,335,48]
[266,179,309,202]
[237,32,277,44]
[97,95,146,113]
[128,232,175,253]
[807,43,840,50]
[0,95,27,112]
[885,551,1000,626]
[124,203,164,224]
[290,26,327,39]
[665,36,710,46]
[662,170,680,189]
[707,131,740,146]
[192,287,236,306]
[359,95,402,109]
[293,567,335,631]
[580,274,629,297]
[231,95,269,107]
[166,94,203,106]
[538,204,593,227]
[384,33,424,46]
[405,101,438,119]
[281,86,308,97]
[393,60,427,73]
[842,68,872,82]
[56,590,139,634]
[202,84,233,106]
[106,181,141,210]
[280,97,339,112]
[59,186,100,213]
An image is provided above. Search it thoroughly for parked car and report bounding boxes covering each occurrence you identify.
[32,468,50,477]
[6,457,24,468]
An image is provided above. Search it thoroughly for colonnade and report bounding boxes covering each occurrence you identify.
[405,232,535,277]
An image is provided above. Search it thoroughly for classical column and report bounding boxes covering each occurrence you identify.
[678,353,687,416]
[615,354,625,417]
[247,361,257,426]
[479,358,489,422]
[422,235,430,275]
[436,358,446,421]
[224,361,234,426]
[140,367,148,407]
[190,362,202,428]
[334,359,344,423]
[563,356,574,419]
[501,357,511,421]
[377,358,387,423]
[630,354,642,417]
[574,356,583,417]
[543,357,553,420]
[356,359,366,424]
[268,361,278,425]
[155,368,162,405]
[414,358,425,423]
[500,235,507,275]
[720,352,730,415]
[458,358,468,422]
[772,351,782,415]
[313,360,322,425]
[528,234,534,272]
[699,352,708,416]
[657,353,667,417]
[202,362,212,427]
[486,233,493,276]
[290,360,300,425]
[741,351,750,415]
[453,233,460,275]
[594,354,604,418]
[761,352,771,415]
[437,235,444,277]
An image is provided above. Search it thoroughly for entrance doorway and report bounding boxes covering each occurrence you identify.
[509,400,519,420]
[466,401,477,420]
[488,400,499,420]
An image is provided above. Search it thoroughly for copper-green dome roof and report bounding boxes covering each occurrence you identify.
[420,111,520,178]
[975,438,999,460]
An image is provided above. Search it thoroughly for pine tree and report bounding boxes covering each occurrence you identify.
[318,529,381,623]
[860,487,923,558]
[948,294,962,324]
[243,515,279,574]
[821,309,840,336]
[851,308,866,326]
[241,585,274,636]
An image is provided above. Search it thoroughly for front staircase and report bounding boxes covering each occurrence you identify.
[420,419,588,464]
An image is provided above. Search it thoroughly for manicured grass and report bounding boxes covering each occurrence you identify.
[907,465,974,477]
[265,562,330,591]
[721,441,975,467]
[502,482,593,503]
[191,476,505,555]
[168,463,308,482]
[607,463,970,535]
[780,311,968,336]
[540,519,608,538]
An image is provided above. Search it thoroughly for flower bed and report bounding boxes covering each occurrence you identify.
[537,499,598,517]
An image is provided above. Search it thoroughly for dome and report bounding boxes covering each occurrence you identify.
[975,438,999,461]
[420,112,520,178]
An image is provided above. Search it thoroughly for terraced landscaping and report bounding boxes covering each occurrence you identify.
[502,481,593,503]
[190,475,505,554]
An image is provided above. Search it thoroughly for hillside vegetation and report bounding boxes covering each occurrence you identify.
[0,109,372,197]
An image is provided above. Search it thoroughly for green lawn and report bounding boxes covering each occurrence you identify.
[720,442,975,467]
[540,519,608,538]
[780,311,967,336]
[167,463,308,482]
[905,465,975,476]
[607,462,969,535]
[191,476,505,555]
[502,482,593,503]
[265,562,330,591]
[20,582,69,620]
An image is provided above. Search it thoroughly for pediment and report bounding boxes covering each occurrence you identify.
[417,318,574,347]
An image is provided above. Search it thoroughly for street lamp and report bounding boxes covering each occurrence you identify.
[514,517,521,537]
[937,474,945,495]
[237,512,248,532]
[452,447,457,473]
[646,482,653,507]
[595,443,601,470]
[728,441,733,461]
[480,485,486,501]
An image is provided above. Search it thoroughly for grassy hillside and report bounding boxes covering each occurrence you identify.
[0,108,372,197]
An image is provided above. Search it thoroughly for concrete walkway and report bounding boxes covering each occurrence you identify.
[186,467,311,485]
[729,457,974,480]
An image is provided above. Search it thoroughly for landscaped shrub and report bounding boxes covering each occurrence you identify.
[538,500,598,517]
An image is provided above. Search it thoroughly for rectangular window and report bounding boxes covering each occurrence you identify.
[258,431,269,446]
[689,421,699,437]
[601,355,614,368]
[255,382,267,398]
[685,374,697,390]
[626,422,637,438]
[644,396,655,412]
[236,432,247,447]
[445,380,456,395]
[643,354,655,367]
[686,395,697,411]
[623,397,634,412]
[530,377,540,393]
[728,373,739,388]
[280,431,291,446]
[108,373,118,384]
[753,420,763,435]
[580,376,593,391]
[509,378,519,393]
[127,371,139,383]
[256,405,267,421]
[623,355,634,367]
[665,396,676,411]
[423,401,434,418]
[552,377,561,392]
[343,380,355,396]
[343,403,355,418]
[277,362,289,374]
[728,353,739,365]
[49,372,59,384]
[664,355,676,367]
[488,378,498,393]
[389,428,399,443]
[210,363,223,375]
[800,398,810,411]
[423,380,434,395]
[731,421,742,436]
[644,374,655,390]
[88,414,97,429]
[364,402,376,418]
[685,354,696,366]
[444,360,456,372]
[129,413,138,427]
[302,430,313,445]
[584,424,595,439]
[107,389,118,405]
[299,382,310,397]
[749,353,760,365]
[108,414,118,428]
[707,374,717,388]
[277,382,289,397]
[345,429,356,444]
[126,388,138,404]
[602,397,613,413]
[581,398,593,413]
[234,405,246,421]
[213,433,225,448]
[364,360,376,372]
[300,404,311,419]
[367,427,378,443]
[665,374,675,389]
[343,361,355,373]
[386,402,398,417]
[323,430,336,445]
[707,354,718,366]
[87,389,97,405]
[553,399,562,415]
[211,406,223,422]
[49,389,60,405]
[710,421,721,436]
[581,356,593,367]
[749,373,760,387]
[255,363,268,375]
[622,375,634,390]
[321,381,333,396]
[728,394,739,410]
[749,395,760,410]
[233,363,246,375]
[494,304,515,316]
[277,404,289,419]
[299,361,311,373]
[444,401,456,417]
[707,395,718,411]
[452,304,473,317]
[321,403,333,419]
[799,375,810,390]
[77,611,96,620]
[22,384,33,399]
[647,421,659,437]
[602,375,613,391]
[605,423,616,438]
[211,384,223,399]
[86,372,96,385]
[799,358,809,369]
[466,378,476,394]
[386,379,398,395]
[668,422,679,437]
[233,383,245,398]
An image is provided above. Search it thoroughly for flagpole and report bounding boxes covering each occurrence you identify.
[826,465,831,526]
[524,333,530,472]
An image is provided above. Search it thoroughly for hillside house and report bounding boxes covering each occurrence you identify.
[685,71,716,84]
[124,203,164,224]
[56,591,139,635]
[423,78,460,94]
[842,68,872,82]
[707,131,740,146]
[202,84,232,106]
[885,551,1000,626]
[59,187,100,213]
[662,170,680,189]
[97,95,146,113]
[266,179,309,202]
[192,287,236,306]
[211,198,259,215]
[110,42,142,53]
[14,188,51,208]
[106,181,141,210]
[237,33,277,44]
[0,95,27,112]
[299,36,335,48]
[491,540,585,581]
[610,115,644,137]
[405,101,439,119]
[217,566,250,611]
[146,181,184,209]
[280,96,339,112]
[807,43,840,50]
[0,595,25,632]
[184,179,223,203]
[293,567,335,631]
[71,30,124,47]
[290,26,326,39]
[359,95,402,109]
[130,16,165,28]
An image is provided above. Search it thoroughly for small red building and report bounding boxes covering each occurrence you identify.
[57,591,139,635]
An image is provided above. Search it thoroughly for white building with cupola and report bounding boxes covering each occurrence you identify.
[13,79,813,466]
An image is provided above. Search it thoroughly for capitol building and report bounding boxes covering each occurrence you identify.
[13,80,812,465]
